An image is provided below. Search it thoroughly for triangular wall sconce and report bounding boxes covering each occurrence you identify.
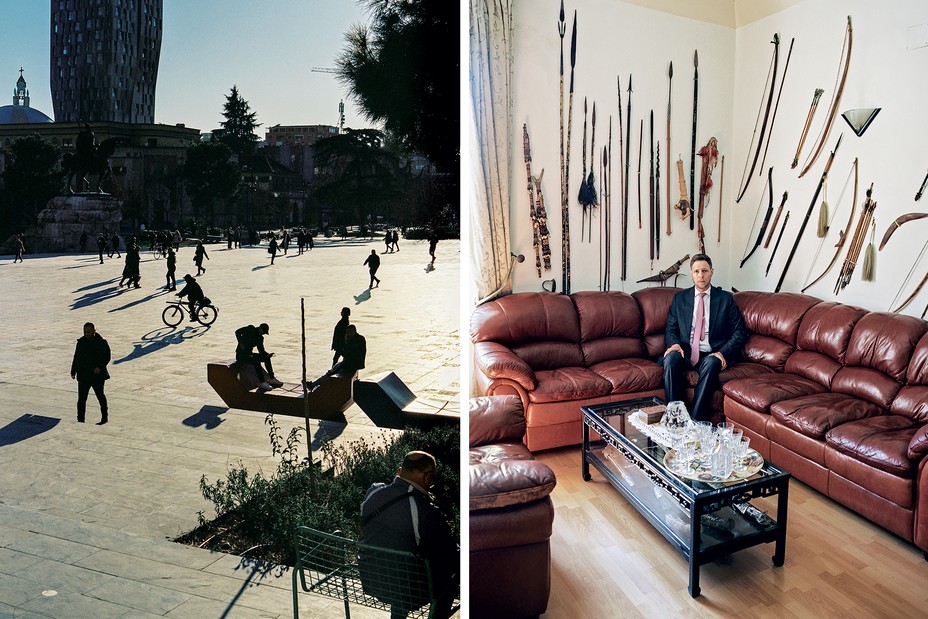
[841,108,881,137]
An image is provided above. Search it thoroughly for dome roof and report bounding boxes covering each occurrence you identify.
[0,105,54,124]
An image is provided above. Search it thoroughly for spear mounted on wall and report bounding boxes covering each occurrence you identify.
[666,61,673,236]
[690,50,698,230]
[623,75,632,281]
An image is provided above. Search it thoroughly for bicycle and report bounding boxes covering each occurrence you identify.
[162,298,218,327]
[152,245,168,260]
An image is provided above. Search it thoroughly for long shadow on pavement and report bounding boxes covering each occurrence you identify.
[108,287,172,312]
[112,324,211,364]
[71,285,128,309]
[73,277,120,293]
[354,288,371,304]
[0,414,60,447]
[182,405,229,430]
[311,420,347,451]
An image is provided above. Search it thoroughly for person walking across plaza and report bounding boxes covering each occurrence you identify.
[364,249,381,288]
[359,451,459,619]
[193,240,209,275]
[79,230,88,252]
[70,322,111,425]
[12,234,24,263]
[428,230,439,263]
[97,233,107,264]
[331,307,351,366]
[235,323,283,390]
[663,253,748,421]
[384,230,393,253]
[165,247,177,290]
[268,235,279,265]
[109,232,121,259]
[119,239,141,288]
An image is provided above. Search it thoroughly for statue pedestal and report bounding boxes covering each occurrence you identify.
[35,194,123,253]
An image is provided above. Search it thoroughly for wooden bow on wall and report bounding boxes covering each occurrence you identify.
[736,34,780,203]
[801,158,858,293]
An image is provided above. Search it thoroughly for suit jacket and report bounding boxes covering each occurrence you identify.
[70,333,111,382]
[665,285,748,363]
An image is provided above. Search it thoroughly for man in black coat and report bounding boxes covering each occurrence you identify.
[331,307,351,366]
[70,322,111,424]
[359,451,458,619]
[663,253,748,421]
[234,323,283,390]
[364,249,381,288]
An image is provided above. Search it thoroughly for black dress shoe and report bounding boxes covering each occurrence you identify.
[97,418,108,425]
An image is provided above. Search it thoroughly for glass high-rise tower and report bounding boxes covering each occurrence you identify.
[50,0,162,124]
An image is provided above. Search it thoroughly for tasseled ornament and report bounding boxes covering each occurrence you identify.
[817,200,829,237]
[862,219,876,281]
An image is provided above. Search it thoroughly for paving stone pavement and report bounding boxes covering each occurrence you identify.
[0,236,461,618]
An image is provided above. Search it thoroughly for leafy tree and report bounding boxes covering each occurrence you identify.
[337,0,459,175]
[310,128,402,224]
[217,85,260,157]
[0,135,65,234]
[181,141,241,226]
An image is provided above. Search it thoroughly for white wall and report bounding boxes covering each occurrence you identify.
[506,0,928,317]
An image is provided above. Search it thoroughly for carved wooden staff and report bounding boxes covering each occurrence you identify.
[623,75,632,281]
[765,211,791,277]
[666,61,673,236]
[656,142,661,260]
[764,191,788,248]
[637,118,643,232]
[605,119,612,290]
[792,88,824,169]
[799,16,852,178]
[696,137,719,255]
[562,8,578,294]
[674,158,690,221]
[523,124,543,277]
[775,134,843,292]
[835,182,875,294]
[717,155,724,245]
[616,77,624,283]
[558,1,567,291]
[735,33,779,204]
[690,50,698,230]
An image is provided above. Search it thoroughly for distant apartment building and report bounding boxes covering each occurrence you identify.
[50,0,163,123]
[263,123,339,185]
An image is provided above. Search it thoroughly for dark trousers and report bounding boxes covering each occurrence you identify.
[77,379,107,422]
[369,268,380,288]
[662,351,723,421]
[237,350,275,379]
[166,269,175,289]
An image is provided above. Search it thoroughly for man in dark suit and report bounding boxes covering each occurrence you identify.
[663,253,748,421]
[70,322,111,424]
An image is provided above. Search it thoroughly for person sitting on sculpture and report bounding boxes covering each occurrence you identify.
[234,323,284,391]
[306,324,366,391]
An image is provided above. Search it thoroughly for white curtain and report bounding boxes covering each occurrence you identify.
[469,0,514,304]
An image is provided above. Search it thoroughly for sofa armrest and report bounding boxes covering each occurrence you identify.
[908,424,928,460]
[470,395,525,448]
[469,450,556,510]
[474,341,536,390]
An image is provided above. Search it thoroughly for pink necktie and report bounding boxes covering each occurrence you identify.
[690,292,705,366]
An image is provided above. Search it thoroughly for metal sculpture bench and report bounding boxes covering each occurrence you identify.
[207,359,355,422]
[292,526,459,619]
[353,372,460,430]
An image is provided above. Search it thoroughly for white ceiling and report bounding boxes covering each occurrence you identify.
[623,0,804,28]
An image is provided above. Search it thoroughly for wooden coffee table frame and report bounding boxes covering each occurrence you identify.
[581,397,790,597]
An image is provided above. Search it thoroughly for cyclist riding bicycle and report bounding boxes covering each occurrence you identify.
[176,274,206,321]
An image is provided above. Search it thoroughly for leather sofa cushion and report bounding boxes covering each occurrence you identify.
[723,373,826,413]
[794,301,866,364]
[471,293,583,369]
[582,337,647,368]
[771,392,884,440]
[573,291,644,357]
[470,395,525,447]
[735,291,820,354]
[527,367,612,403]
[831,366,902,410]
[892,385,928,422]
[784,350,842,389]
[908,424,928,460]
[469,443,557,510]
[474,341,536,390]
[715,362,775,384]
[739,334,794,373]
[844,312,927,382]
[590,358,662,393]
[826,415,923,478]
[632,287,681,357]
[906,331,928,385]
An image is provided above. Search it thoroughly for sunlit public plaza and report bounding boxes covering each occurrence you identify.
[0,235,460,617]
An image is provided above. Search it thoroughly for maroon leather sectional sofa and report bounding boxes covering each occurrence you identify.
[470,288,928,554]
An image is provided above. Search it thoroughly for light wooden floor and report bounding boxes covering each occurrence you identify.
[534,446,928,618]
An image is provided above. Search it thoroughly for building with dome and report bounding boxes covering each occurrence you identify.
[0,69,54,125]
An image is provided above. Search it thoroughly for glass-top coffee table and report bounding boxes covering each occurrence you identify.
[581,397,790,597]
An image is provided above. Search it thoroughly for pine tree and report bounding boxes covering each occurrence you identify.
[218,85,260,157]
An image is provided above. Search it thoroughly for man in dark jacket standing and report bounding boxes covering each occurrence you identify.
[331,307,351,366]
[70,322,111,424]
[364,249,381,288]
[360,451,458,619]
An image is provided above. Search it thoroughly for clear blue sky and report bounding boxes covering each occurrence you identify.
[0,0,372,133]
